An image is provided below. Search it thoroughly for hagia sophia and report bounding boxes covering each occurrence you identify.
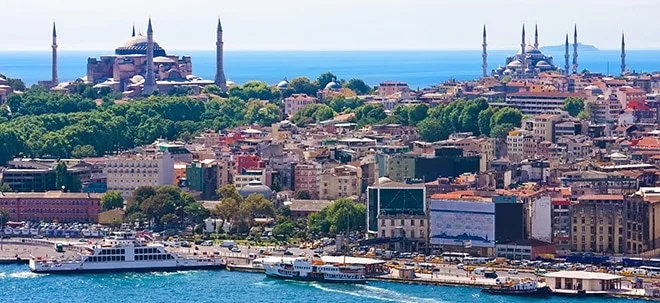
[45,18,226,97]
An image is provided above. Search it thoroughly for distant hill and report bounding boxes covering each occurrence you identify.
[540,43,599,52]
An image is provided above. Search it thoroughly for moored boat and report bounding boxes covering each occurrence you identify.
[29,231,225,274]
[263,257,366,284]
[482,278,552,297]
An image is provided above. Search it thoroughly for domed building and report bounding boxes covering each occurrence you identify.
[493,25,561,79]
[277,77,289,90]
[238,180,274,199]
[85,19,222,96]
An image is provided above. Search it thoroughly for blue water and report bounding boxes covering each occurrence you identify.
[0,264,648,303]
[2,50,660,88]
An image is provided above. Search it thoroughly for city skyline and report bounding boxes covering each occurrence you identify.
[2,0,660,51]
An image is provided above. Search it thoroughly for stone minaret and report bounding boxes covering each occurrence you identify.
[143,18,157,95]
[572,25,579,74]
[621,32,626,75]
[564,34,570,75]
[132,24,136,37]
[520,25,526,76]
[51,22,58,87]
[215,17,227,92]
[482,25,487,78]
[534,24,539,49]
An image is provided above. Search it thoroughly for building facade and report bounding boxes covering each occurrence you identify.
[0,192,102,223]
[104,151,175,198]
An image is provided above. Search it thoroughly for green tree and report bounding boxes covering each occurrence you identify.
[460,104,481,135]
[291,104,334,126]
[0,183,11,192]
[307,198,366,236]
[491,107,522,129]
[562,97,585,117]
[160,213,180,226]
[490,123,515,139]
[417,118,449,142]
[183,202,211,225]
[55,162,68,190]
[71,144,97,158]
[288,77,317,96]
[407,104,429,126]
[272,219,295,239]
[0,208,9,226]
[202,84,223,95]
[478,107,495,137]
[345,78,371,95]
[101,190,124,210]
[295,191,311,200]
[314,72,337,91]
[212,197,240,231]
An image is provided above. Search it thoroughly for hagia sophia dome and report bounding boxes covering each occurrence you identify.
[115,34,167,57]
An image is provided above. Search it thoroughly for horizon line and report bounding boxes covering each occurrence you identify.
[0,47,656,52]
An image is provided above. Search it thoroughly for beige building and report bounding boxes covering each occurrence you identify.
[105,151,175,198]
[506,129,537,163]
[533,114,561,142]
[571,195,647,254]
[233,168,266,189]
[284,94,318,117]
[319,165,362,200]
[294,162,322,199]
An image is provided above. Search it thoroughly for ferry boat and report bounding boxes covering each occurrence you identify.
[263,257,366,284]
[481,278,552,297]
[29,231,225,273]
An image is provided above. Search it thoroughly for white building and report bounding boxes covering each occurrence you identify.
[233,168,266,189]
[529,196,552,243]
[284,94,318,117]
[105,151,175,198]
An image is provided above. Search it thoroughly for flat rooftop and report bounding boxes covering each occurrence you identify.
[543,271,623,280]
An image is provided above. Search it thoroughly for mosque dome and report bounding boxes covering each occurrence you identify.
[154,56,175,64]
[238,180,273,199]
[325,81,342,90]
[535,60,551,68]
[584,85,603,95]
[115,34,167,57]
[0,76,7,85]
[525,45,542,54]
[130,75,145,84]
[507,60,522,68]
[277,78,289,89]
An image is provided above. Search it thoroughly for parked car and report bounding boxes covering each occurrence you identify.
[507,269,518,275]
[230,246,241,253]
[283,250,293,256]
[200,240,213,246]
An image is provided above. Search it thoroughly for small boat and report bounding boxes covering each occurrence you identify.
[482,279,552,297]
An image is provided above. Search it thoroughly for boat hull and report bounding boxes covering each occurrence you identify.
[29,263,226,274]
[481,286,552,297]
[265,272,366,284]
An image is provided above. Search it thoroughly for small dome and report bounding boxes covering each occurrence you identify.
[154,56,175,64]
[227,79,236,87]
[238,181,273,199]
[377,177,392,185]
[325,81,341,90]
[503,69,513,75]
[277,78,289,89]
[536,60,551,67]
[507,60,522,68]
[130,75,145,83]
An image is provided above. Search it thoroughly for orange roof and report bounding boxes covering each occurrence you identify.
[635,137,660,149]
[578,195,624,201]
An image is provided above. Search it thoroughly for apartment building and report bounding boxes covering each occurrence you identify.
[319,165,362,200]
[0,191,102,223]
[105,151,175,198]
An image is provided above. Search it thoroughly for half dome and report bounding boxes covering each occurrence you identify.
[115,34,167,56]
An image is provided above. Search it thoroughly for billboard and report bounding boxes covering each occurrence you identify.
[430,200,495,248]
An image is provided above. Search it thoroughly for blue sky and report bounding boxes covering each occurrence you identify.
[1,0,659,51]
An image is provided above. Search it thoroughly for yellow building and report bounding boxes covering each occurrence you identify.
[98,208,125,226]
[319,165,362,200]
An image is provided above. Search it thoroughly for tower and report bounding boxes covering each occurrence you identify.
[215,17,227,92]
[51,22,58,87]
[572,25,579,74]
[621,31,626,75]
[143,18,157,95]
[564,34,570,75]
[534,24,539,49]
[482,25,487,78]
[520,24,526,77]
[132,24,136,37]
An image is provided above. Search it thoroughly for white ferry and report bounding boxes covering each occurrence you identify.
[29,231,225,273]
[263,257,366,284]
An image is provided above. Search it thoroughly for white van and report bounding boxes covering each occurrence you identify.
[474,267,486,275]
[220,240,235,248]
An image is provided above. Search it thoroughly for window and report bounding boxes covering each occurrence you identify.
[410,220,415,226]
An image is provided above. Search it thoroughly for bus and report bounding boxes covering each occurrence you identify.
[442,252,469,263]
[640,266,660,276]
[55,242,64,253]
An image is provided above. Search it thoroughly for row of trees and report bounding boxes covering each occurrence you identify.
[121,185,210,228]
[211,185,276,234]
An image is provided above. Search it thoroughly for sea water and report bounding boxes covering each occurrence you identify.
[2,50,660,89]
[0,264,648,303]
